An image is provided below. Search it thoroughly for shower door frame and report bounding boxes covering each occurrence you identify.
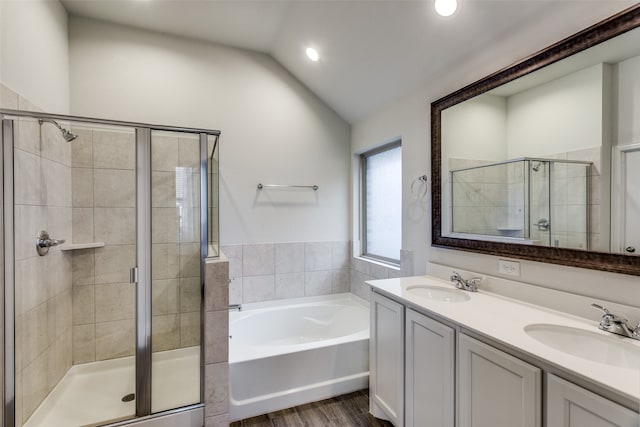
[0,109,220,427]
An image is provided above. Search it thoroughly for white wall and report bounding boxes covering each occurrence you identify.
[442,94,507,162]
[506,64,604,158]
[0,0,69,113]
[615,55,640,146]
[351,13,640,305]
[440,64,605,163]
[69,17,351,245]
[351,91,430,267]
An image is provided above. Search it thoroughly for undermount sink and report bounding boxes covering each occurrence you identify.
[524,324,640,369]
[405,285,470,302]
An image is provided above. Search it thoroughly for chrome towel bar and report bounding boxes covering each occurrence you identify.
[257,183,318,191]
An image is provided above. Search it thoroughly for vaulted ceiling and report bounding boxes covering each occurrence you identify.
[61,0,633,123]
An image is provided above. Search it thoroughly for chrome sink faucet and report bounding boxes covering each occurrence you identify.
[591,303,640,340]
[450,271,482,292]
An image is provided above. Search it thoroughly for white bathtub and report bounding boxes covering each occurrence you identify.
[229,293,370,421]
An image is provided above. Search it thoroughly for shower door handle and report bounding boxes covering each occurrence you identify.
[36,230,66,256]
[535,218,550,231]
[130,267,139,284]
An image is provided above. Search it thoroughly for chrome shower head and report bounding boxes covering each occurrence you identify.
[531,161,542,172]
[38,119,78,142]
[61,128,78,142]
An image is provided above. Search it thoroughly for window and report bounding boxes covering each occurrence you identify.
[361,141,402,263]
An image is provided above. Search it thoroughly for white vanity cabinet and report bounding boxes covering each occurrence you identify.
[405,308,455,427]
[368,287,638,427]
[458,334,542,427]
[370,292,405,426]
[547,374,639,427]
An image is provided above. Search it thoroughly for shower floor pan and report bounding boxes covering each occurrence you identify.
[23,346,200,427]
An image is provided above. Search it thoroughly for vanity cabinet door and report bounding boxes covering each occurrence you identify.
[405,309,455,427]
[458,334,541,427]
[370,292,405,426]
[547,374,639,427]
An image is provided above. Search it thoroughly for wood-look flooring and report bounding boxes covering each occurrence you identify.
[229,389,394,427]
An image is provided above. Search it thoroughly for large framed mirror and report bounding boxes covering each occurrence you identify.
[431,5,640,275]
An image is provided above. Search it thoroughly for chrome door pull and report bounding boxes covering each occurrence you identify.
[130,267,139,284]
[535,218,550,231]
[36,230,65,256]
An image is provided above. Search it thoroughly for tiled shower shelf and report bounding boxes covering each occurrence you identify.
[60,242,105,251]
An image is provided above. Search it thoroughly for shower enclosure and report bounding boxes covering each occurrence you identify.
[0,109,220,427]
[450,158,591,250]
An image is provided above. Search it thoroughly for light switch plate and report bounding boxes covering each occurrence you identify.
[498,259,520,276]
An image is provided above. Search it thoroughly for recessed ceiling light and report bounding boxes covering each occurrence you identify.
[435,0,458,17]
[306,47,319,62]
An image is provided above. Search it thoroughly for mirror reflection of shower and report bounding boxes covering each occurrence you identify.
[449,157,592,249]
[38,118,78,142]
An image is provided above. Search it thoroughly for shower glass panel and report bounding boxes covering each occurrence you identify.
[12,118,137,427]
[550,162,590,250]
[529,161,551,246]
[150,131,202,413]
[451,161,523,238]
[208,137,219,258]
[450,158,590,248]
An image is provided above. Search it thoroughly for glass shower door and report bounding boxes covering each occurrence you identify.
[528,160,551,246]
[3,110,218,427]
[8,117,138,427]
[150,130,203,413]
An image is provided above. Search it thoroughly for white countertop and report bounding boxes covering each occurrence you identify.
[367,275,640,404]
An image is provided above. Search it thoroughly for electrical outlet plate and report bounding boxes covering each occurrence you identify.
[498,259,520,276]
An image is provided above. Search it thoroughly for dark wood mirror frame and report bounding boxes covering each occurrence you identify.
[431,4,640,276]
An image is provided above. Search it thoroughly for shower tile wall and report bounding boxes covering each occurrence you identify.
[204,257,230,426]
[71,128,202,364]
[223,242,412,305]
[550,147,600,251]
[2,85,74,426]
[70,126,136,363]
[349,249,414,301]
[449,159,512,236]
[506,161,527,236]
[223,242,351,304]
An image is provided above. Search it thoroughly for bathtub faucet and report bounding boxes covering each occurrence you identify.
[229,304,242,311]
